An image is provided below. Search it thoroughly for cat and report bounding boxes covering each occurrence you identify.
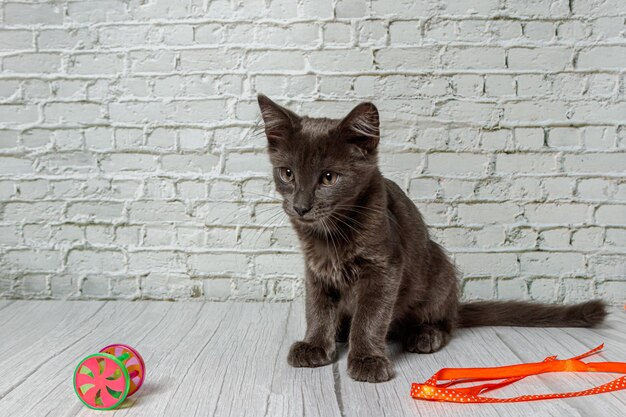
[256,94,607,383]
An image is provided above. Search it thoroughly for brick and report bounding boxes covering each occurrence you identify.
[372,0,438,16]
[563,154,626,174]
[68,249,125,272]
[161,154,219,173]
[578,47,626,69]
[323,22,351,45]
[497,278,527,300]
[0,157,34,174]
[529,278,558,302]
[178,49,241,71]
[521,252,585,276]
[44,102,102,124]
[457,203,520,224]
[309,50,372,72]
[100,153,158,172]
[358,20,387,46]
[525,203,589,224]
[128,251,186,272]
[408,178,439,199]
[300,0,333,18]
[427,153,489,176]
[462,278,494,300]
[379,152,423,173]
[508,47,572,70]
[571,227,604,250]
[605,228,626,248]
[3,202,64,222]
[523,22,555,41]
[576,178,615,200]
[485,75,515,97]
[129,201,190,222]
[389,21,420,45]
[590,17,625,39]
[246,50,305,71]
[188,253,248,274]
[562,278,593,303]
[597,281,626,304]
[143,178,176,199]
[442,47,506,69]
[130,51,176,73]
[452,75,484,97]
[69,53,124,75]
[539,228,570,249]
[588,254,625,278]
[557,21,588,41]
[4,2,63,24]
[67,202,125,222]
[456,253,518,276]
[66,0,130,22]
[496,153,556,174]
[375,48,438,70]
[542,177,574,200]
[109,100,228,123]
[516,74,550,97]
[5,250,61,272]
[0,30,32,51]
[506,0,569,16]
[255,253,303,275]
[3,53,61,73]
[595,205,626,226]
[38,29,95,50]
[203,278,233,300]
[435,101,496,124]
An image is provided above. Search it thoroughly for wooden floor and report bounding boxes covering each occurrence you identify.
[0,300,624,417]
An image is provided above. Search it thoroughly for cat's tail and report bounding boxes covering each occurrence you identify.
[457,299,607,328]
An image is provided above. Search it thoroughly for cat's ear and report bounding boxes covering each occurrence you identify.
[257,94,300,145]
[338,102,380,154]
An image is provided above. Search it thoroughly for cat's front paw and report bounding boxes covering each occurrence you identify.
[287,341,334,368]
[347,355,394,383]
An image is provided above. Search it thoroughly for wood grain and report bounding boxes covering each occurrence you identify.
[0,301,624,417]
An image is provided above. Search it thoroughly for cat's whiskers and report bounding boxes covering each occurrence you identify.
[320,217,340,268]
[324,214,351,243]
[334,204,401,228]
[328,213,366,241]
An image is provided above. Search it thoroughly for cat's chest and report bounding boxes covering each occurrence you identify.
[302,240,360,286]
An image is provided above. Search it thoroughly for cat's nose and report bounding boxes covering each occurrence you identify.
[293,205,311,217]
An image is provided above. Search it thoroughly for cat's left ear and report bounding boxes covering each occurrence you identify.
[337,102,380,154]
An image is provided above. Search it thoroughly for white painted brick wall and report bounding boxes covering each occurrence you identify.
[0,0,624,304]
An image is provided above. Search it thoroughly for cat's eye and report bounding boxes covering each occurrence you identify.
[320,171,339,186]
[278,167,294,183]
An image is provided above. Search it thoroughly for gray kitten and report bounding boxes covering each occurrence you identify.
[257,94,606,383]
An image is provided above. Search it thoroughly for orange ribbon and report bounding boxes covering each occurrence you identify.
[411,344,626,403]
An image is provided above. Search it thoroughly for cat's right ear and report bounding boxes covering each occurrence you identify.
[257,94,300,146]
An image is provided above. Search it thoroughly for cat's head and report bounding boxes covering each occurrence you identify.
[257,94,380,227]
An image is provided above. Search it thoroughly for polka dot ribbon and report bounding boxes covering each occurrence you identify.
[411,344,626,403]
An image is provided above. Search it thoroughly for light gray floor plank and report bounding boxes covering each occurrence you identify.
[264,301,342,417]
[333,324,583,417]
[0,301,106,398]
[495,322,626,415]
[0,302,166,417]
[0,300,14,312]
[1,301,625,417]
[580,308,626,348]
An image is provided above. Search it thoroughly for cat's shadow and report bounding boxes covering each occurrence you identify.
[334,341,406,362]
